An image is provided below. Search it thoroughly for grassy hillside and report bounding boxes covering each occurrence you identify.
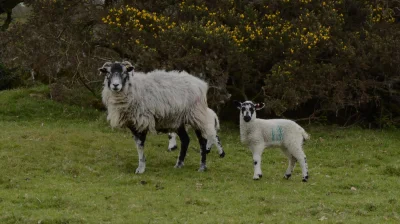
[0,87,399,223]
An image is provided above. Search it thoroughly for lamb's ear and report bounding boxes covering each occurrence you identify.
[98,62,112,75]
[255,102,265,110]
[233,100,242,109]
[121,61,134,73]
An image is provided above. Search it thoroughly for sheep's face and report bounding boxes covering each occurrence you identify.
[99,61,134,92]
[233,100,265,122]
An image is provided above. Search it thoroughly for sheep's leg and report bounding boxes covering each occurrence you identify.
[251,145,264,180]
[292,149,309,182]
[128,127,147,174]
[174,126,189,168]
[195,130,208,172]
[282,148,297,180]
[168,133,178,151]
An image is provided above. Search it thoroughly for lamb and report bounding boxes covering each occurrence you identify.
[167,108,225,158]
[234,100,310,182]
[100,61,216,173]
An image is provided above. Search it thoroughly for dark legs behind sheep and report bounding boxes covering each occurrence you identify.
[128,125,208,173]
[128,126,148,174]
[195,130,208,172]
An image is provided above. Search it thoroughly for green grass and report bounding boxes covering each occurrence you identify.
[1,87,400,223]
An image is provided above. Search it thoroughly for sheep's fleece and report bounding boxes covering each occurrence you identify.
[101,62,215,139]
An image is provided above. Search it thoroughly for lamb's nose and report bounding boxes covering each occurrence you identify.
[113,84,119,87]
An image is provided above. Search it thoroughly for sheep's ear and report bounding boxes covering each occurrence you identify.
[126,66,134,73]
[121,61,135,73]
[98,62,112,75]
[98,67,108,74]
[255,103,265,110]
[233,100,242,109]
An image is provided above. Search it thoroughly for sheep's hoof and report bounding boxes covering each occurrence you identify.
[302,175,309,182]
[168,145,178,151]
[205,149,211,154]
[135,166,145,174]
[219,151,225,158]
[198,164,207,172]
[174,161,184,168]
[284,174,291,179]
[253,174,262,180]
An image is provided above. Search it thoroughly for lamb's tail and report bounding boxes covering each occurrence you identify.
[207,108,220,131]
[301,128,310,141]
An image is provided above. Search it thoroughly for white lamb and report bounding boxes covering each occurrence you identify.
[100,61,216,173]
[234,100,310,182]
[167,108,225,158]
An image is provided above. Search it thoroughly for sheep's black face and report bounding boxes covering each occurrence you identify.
[99,61,134,93]
[233,100,265,122]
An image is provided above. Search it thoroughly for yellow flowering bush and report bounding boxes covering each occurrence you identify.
[100,0,400,125]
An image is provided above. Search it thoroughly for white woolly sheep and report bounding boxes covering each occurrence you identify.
[234,100,310,182]
[100,61,216,173]
[167,108,225,158]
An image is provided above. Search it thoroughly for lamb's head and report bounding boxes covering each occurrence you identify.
[233,100,265,122]
[99,61,134,92]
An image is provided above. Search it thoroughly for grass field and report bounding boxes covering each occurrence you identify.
[1,86,400,223]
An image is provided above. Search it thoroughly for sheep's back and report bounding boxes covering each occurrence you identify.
[127,70,209,131]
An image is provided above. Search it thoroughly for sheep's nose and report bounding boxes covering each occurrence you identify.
[113,84,119,87]
[243,116,251,122]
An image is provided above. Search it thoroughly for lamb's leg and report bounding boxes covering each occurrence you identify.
[128,126,147,174]
[215,135,225,158]
[205,135,225,158]
[292,149,309,182]
[174,126,189,168]
[168,133,178,151]
[282,148,297,180]
[251,145,264,180]
[205,139,213,154]
[195,130,208,172]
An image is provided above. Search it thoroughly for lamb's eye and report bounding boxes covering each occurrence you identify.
[250,108,254,113]
[241,108,246,112]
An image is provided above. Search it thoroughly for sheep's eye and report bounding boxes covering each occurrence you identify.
[241,108,246,112]
[250,108,254,113]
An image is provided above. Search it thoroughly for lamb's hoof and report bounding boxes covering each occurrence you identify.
[302,175,309,182]
[174,161,184,168]
[219,151,225,158]
[198,164,207,172]
[135,166,145,174]
[168,145,178,151]
[253,174,262,180]
[205,149,211,154]
[284,174,291,180]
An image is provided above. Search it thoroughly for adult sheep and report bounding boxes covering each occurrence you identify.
[100,61,216,173]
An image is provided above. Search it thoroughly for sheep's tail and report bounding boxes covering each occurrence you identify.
[301,128,310,141]
[214,117,220,131]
